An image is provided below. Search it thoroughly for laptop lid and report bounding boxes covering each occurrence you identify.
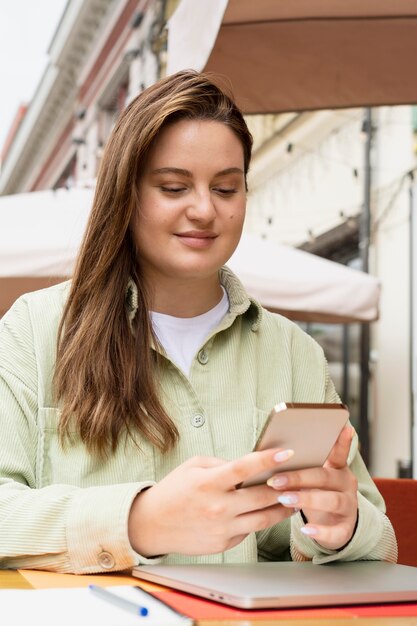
[132,561,417,609]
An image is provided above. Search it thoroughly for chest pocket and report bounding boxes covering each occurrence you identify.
[36,407,156,488]
[208,405,270,461]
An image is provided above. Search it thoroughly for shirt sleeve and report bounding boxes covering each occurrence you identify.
[0,298,161,574]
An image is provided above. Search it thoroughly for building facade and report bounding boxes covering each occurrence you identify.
[0,0,174,194]
[245,107,414,477]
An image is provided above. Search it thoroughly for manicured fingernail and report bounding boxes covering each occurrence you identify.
[301,526,318,536]
[278,493,299,505]
[267,475,289,488]
[273,449,294,463]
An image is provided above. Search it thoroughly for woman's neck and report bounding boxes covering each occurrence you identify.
[149,274,224,318]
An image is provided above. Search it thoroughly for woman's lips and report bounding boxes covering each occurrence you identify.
[175,232,218,249]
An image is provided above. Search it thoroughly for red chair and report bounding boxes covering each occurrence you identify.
[373,478,417,567]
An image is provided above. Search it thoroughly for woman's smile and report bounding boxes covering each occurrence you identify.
[175,230,219,249]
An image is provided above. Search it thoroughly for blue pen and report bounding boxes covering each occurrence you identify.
[89,584,149,616]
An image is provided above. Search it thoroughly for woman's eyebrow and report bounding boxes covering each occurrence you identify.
[215,167,244,176]
[151,167,192,177]
[151,167,244,177]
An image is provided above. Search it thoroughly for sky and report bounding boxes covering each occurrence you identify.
[0,0,68,151]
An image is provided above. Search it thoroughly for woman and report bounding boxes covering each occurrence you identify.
[0,71,396,573]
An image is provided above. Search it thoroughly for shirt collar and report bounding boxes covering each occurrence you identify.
[125,266,263,330]
[219,266,262,330]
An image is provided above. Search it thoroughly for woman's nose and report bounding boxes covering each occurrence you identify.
[185,189,216,222]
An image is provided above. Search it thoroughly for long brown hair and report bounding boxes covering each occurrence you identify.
[55,70,253,457]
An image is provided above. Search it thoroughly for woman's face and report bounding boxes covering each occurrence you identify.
[133,119,246,287]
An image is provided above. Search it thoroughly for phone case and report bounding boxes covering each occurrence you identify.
[241,402,349,487]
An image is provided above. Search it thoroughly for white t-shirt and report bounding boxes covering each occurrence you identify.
[150,287,229,376]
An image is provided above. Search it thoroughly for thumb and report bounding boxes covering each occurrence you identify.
[324,424,354,469]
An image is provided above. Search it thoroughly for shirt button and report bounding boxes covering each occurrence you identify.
[191,414,205,428]
[98,551,115,570]
[197,349,209,364]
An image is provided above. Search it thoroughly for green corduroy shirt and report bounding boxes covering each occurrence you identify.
[0,267,397,573]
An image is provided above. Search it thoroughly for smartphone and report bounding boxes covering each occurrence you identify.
[241,402,349,488]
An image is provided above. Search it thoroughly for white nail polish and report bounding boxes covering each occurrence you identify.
[273,449,294,463]
[278,494,298,505]
[267,475,288,488]
[301,526,318,536]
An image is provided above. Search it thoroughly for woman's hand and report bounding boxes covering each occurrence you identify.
[128,448,295,557]
[267,425,358,551]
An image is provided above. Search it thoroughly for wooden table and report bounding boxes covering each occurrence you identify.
[2,569,417,625]
[0,569,32,589]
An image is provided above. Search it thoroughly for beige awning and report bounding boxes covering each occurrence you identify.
[0,188,94,317]
[228,233,380,323]
[167,0,417,114]
[0,189,378,322]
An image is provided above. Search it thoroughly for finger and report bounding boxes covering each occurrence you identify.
[231,483,290,515]
[214,448,294,489]
[267,465,350,492]
[325,425,354,469]
[234,503,294,535]
[226,534,250,552]
[299,520,355,551]
[276,489,354,517]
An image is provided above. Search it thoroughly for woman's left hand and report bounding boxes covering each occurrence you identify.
[267,425,358,550]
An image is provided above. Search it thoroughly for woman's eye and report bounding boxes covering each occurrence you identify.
[160,186,186,194]
[213,188,237,196]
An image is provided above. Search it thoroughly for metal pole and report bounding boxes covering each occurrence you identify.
[409,177,416,477]
[358,108,372,467]
[342,324,350,405]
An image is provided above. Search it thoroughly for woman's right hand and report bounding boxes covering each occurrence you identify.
[128,448,294,557]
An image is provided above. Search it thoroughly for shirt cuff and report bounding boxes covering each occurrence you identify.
[66,481,162,573]
[290,492,398,563]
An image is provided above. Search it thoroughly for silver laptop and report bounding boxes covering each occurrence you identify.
[132,561,417,609]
